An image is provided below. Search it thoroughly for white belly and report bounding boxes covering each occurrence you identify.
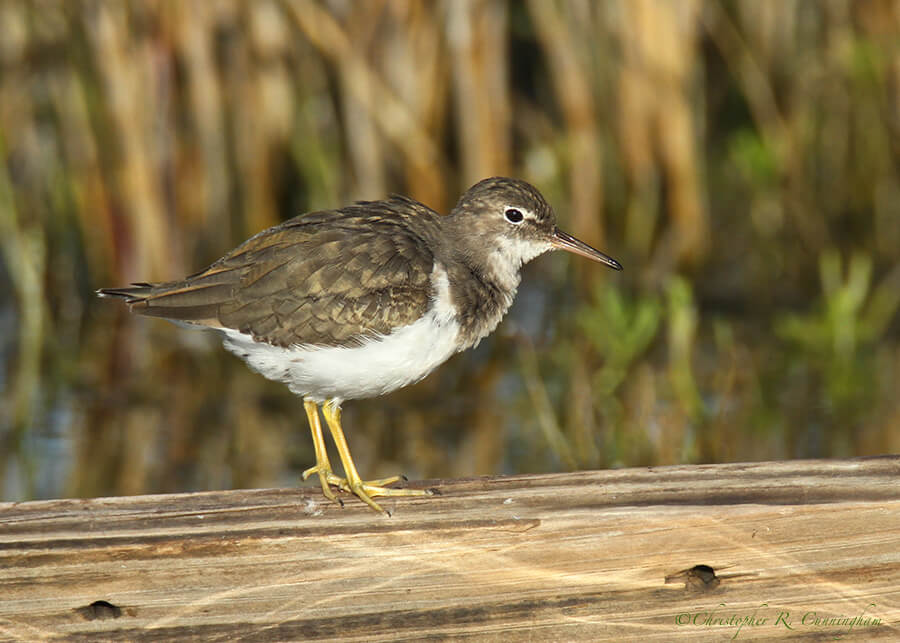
[218,265,462,402]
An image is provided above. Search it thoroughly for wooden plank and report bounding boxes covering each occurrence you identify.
[1,457,899,641]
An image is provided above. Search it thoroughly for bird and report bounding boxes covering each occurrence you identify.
[98,177,622,515]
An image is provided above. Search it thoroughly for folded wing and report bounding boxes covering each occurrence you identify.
[98,200,438,348]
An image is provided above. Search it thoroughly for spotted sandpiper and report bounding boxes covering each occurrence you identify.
[99,177,622,514]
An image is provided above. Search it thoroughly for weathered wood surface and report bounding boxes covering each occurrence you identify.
[1,457,898,641]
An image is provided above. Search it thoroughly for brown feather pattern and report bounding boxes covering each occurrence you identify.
[99,197,443,348]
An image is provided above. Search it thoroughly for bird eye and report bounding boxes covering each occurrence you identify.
[504,208,524,224]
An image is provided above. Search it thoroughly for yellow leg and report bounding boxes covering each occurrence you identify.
[302,400,400,495]
[321,399,432,515]
[300,399,343,505]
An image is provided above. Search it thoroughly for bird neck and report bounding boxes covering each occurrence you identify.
[440,217,522,350]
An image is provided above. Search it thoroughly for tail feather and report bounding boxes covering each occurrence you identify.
[97,281,232,326]
[96,285,154,302]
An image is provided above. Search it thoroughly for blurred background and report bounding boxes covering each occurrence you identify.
[1,0,899,502]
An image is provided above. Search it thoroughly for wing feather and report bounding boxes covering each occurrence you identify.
[98,199,442,347]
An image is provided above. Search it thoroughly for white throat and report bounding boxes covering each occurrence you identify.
[487,236,553,292]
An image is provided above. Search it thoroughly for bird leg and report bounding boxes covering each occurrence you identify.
[301,400,403,500]
[301,399,343,505]
[320,399,432,515]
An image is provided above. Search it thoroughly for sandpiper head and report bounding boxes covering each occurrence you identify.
[449,177,623,272]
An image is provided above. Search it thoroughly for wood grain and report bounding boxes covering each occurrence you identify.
[1,457,899,641]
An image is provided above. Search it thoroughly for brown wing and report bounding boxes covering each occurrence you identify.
[98,198,439,347]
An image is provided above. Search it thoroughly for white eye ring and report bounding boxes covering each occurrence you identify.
[504,208,525,224]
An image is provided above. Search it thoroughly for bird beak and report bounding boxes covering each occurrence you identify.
[551,227,623,270]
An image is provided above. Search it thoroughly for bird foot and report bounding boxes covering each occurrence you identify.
[302,465,433,515]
